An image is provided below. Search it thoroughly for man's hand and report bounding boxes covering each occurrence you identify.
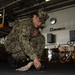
[34,57,41,70]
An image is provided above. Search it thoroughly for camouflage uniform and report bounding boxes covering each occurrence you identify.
[4,18,45,61]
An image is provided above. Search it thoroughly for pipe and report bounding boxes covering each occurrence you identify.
[13,1,47,14]
[2,9,5,24]
[14,0,73,14]
[17,0,75,17]
[0,0,21,10]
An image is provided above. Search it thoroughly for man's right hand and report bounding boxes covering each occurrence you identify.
[33,57,41,70]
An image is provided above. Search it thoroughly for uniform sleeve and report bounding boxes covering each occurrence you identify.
[37,34,45,58]
[19,24,37,60]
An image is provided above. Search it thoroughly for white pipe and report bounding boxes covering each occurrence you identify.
[2,9,5,24]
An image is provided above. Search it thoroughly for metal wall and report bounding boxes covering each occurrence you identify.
[42,6,75,48]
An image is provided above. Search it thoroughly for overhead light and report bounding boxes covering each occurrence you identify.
[45,0,50,2]
[0,14,2,17]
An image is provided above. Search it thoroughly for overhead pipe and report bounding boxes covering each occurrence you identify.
[0,0,21,10]
[17,0,75,17]
[13,1,47,14]
[0,0,21,21]
[45,0,75,10]
[14,0,73,14]
[46,1,75,13]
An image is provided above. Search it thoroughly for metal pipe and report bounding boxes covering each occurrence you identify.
[0,0,21,10]
[2,9,5,24]
[13,1,46,14]
[15,0,73,14]
[17,0,75,17]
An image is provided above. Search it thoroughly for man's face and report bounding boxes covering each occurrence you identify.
[33,15,42,28]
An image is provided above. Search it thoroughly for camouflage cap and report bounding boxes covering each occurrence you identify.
[37,9,49,24]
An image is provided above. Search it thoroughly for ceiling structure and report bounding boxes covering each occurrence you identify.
[0,0,75,37]
[0,0,75,22]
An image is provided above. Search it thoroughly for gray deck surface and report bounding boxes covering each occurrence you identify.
[0,62,75,75]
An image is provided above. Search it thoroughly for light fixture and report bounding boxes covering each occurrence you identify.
[50,18,57,25]
[45,0,51,2]
[0,14,2,17]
